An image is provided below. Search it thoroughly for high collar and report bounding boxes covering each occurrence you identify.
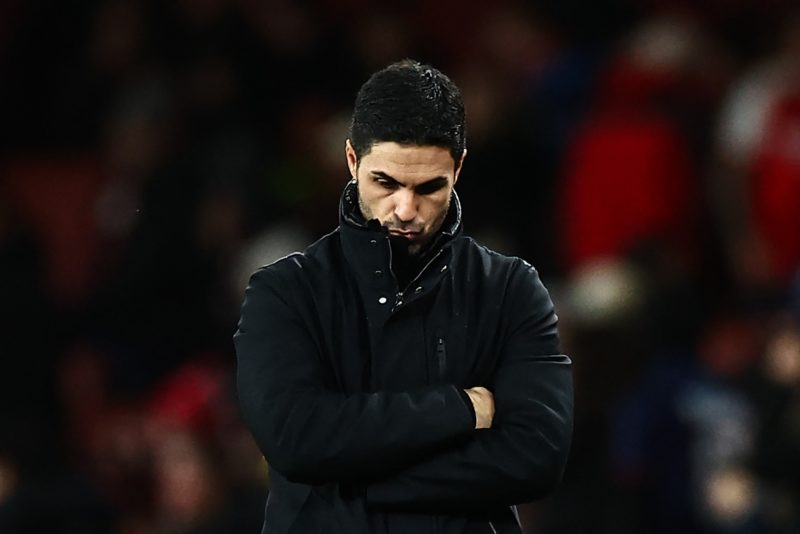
[337,180,462,313]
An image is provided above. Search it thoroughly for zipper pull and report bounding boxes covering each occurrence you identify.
[436,335,447,377]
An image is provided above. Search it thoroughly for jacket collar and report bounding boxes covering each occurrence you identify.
[338,180,462,305]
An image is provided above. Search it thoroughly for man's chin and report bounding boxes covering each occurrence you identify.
[406,237,429,256]
[388,233,424,256]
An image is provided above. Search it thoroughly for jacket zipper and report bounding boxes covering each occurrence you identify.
[387,237,445,311]
[384,236,403,310]
[436,332,447,378]
[403,248,445,293]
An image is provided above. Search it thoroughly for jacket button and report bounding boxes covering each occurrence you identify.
[374,270,383,277]
[414,286,423,293]
[378,296,387,304]
[440,265,448,272]
[370,239,377,245]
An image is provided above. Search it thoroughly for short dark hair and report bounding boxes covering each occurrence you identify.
[349,59,466,164]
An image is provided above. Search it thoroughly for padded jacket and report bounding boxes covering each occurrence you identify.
[234,182,573,533]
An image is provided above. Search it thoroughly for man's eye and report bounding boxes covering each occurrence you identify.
[416,182,445,195]
[377,179,398,189]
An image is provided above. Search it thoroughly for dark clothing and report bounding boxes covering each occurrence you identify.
[234,182,573,533]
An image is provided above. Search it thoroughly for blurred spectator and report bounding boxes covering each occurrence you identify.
[609,311,762,533]
[714,11,800,291]
[748,315,800,531]
[557,13,704,275]
[145,361,262,533]
[3,157,105,306]
[750,90,800,286]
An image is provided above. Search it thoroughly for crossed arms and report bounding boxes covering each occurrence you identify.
[234,261,573,507]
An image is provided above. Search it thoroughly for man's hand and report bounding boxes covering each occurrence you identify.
[464,387,495,429]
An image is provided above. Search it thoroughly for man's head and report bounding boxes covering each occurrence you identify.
[346,59,467,255]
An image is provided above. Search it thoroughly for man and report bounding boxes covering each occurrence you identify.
[234,59,573,534]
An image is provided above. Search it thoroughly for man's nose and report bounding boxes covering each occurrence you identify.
[393,190,418,222]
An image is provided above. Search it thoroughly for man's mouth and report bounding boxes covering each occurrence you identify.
[389,229,420,239]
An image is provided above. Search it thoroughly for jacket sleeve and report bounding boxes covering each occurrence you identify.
[234,265,475,485]
[365,261,574,507]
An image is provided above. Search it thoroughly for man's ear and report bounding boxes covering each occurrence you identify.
[453,149,467,186]
[345,139,358,180]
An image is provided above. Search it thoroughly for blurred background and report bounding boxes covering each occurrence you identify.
[2,0,800,532]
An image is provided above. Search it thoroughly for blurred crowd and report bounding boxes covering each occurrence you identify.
[1,0,800,532]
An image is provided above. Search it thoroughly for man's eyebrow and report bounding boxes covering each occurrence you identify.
[371,171,401,185]
[370,171,448,190]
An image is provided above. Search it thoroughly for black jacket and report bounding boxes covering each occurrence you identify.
[234,182,573,533]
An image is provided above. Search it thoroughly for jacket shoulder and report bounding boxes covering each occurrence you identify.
[458,237,559,345]
[457,236,554,316]
[457,236,539,282]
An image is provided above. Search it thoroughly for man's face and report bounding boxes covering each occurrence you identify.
[346,140,465,255]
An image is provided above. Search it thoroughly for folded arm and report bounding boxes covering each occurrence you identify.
[234,265,476,485]
[366,262,574,508]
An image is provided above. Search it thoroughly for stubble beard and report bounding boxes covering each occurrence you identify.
[356,185,450,256]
